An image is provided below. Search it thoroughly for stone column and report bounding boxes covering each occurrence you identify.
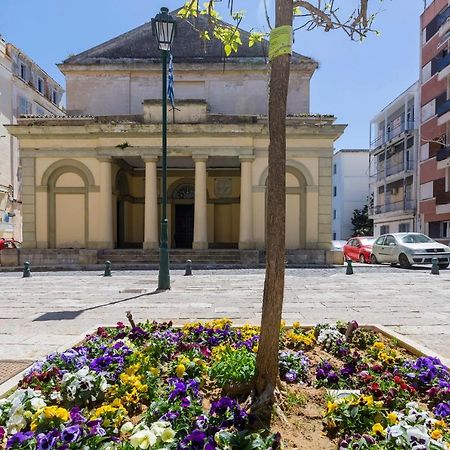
[143,157,159,249]
[193,155,208,249]
[239,156,255,249]
[98,157,113,248]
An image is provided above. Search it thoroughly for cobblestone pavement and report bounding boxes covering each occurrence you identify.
[0,265,448,363]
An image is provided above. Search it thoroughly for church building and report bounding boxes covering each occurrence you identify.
[8,11,345,265]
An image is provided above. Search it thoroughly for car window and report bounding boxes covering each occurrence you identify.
[385,235,396,246]
[375,236,385,245]
[360,238,375,245]
[14,241,21,248]
[400,234,433,244]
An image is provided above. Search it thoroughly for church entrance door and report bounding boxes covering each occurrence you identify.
[174,204,194,248]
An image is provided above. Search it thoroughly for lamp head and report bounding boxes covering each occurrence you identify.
[152,7,177,51]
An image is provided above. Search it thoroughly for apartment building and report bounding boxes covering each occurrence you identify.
[332,149,370,240]
[419,0,450,242]
[0,35,64,239]
[369,82,420,236]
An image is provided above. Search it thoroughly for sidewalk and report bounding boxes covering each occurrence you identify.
[0,268,448,363]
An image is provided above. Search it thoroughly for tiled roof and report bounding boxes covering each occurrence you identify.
[62,10,315,66]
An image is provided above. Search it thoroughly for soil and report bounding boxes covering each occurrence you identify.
[272,384,337,450]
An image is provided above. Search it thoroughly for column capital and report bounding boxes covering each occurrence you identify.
[143,156,159,163]
[97,156,113,163]
[239,155,255,163]
[192,154,209,162]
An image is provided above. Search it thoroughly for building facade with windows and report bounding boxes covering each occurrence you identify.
[332,149,369,240]
[0,36,64,239]
[7,13,345,264]
[369,82,420,236]
[420,0,450,242]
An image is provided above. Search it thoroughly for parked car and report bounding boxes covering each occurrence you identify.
[331,240,347,252]
[343,236,375,263]
[0,238,21,250]
[371,233,450,269]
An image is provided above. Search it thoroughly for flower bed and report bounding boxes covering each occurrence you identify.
[0,320,449,449]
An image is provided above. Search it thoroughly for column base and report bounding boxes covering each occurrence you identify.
[192,241,208,250]
[143,241,159,250]
[239,241,255,250]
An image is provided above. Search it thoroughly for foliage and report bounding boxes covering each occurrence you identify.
[209,346,256,387]
[351,195,374,236]
[3,320,449,449]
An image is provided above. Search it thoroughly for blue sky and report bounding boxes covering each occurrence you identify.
[0,0,424,149]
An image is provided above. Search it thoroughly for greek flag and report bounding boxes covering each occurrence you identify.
[167,53,175,108]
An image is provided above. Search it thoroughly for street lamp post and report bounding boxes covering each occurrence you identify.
[152,7,176,290]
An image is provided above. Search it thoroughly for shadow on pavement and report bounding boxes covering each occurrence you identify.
[33,289,161,322]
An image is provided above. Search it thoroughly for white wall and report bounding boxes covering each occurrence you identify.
[332,151,370,240]
[65,65,311,116]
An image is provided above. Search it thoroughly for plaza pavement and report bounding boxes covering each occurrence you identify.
[0,266,449,364]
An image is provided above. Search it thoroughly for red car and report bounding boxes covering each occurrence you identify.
[343,236,375,263]
[0,238,21,250]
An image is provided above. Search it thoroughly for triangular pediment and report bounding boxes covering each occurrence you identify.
[62,9,315,66]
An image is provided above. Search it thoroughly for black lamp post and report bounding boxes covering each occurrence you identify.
[152,7,176,290]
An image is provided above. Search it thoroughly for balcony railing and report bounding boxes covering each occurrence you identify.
[436,147,450,162]
[436,52,450,72]
[370,120,415,149]
[437,98,450,117]
[370,160,415,180]
[370,199,416,215]
[439,6,450,27]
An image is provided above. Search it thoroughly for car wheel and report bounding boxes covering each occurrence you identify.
[399,253,411,269]
[439,263,449,269]
[371,254,378,264]
[359,254,365,264]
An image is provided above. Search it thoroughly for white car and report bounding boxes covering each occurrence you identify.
[371,233,450,269]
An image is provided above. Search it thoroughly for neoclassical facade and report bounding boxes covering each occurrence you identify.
[8,12,345,254]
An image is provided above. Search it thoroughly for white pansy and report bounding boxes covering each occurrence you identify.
[30,397,46,411]
[129,427,157,449]
[120,421,134,433]
[160,427,175,443]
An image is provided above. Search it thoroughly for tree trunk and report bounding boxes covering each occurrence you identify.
[254,0,292,416]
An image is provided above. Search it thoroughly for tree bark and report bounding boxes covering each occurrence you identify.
[254,0,292,415]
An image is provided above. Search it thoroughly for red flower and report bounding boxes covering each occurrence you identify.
[393,375,402,384]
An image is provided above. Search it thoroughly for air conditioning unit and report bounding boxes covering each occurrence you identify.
[391,187,398,195]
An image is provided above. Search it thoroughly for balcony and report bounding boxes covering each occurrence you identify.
[370,120,415,149]
[437,147,450,162]
[436,52,450,72]
[370,160,415,181]
[437,98,450,117]
[439,6,450,28]
[370,199,416,215]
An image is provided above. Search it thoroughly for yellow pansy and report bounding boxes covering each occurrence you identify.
[387,412,398,424]
[373,341,385,349]
[362,395,374,406]
[431,429,443,440]
[327,401,338,414]
[372,423,384,435]
[435,419,446,428]
[149,367,160,377]
[176,364,186,378]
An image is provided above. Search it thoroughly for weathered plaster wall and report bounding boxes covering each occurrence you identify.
[65,66,310,116]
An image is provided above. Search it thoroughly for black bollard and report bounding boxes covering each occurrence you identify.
[431,257,440,275]
[184,259,192,276]
[22,261,31,278]
[104,260,112,277]
[346,259,354,275]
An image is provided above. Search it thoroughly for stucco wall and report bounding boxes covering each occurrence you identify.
[65,66,310,116]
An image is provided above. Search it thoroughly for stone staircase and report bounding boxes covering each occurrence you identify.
[98,249,259,269]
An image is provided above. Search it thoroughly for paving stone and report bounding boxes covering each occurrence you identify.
[0,267,449,362]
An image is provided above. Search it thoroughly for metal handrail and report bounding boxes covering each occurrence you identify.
[370,120,415,148]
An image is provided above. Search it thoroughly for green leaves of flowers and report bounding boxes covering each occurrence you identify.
[209,347,256,387]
